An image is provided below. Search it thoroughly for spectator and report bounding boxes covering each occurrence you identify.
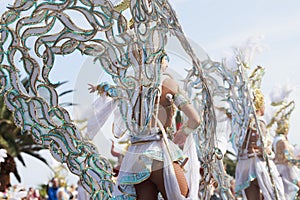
[67,184,77,200]
[56,179,69,200]
[47,178,59,200]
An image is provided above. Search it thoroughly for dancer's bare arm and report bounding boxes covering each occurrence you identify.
[163,78,201,147]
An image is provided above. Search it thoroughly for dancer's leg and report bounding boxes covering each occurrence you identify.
[244,179,262,200]
[134,178,159,200]
[134,160,189,199]
[150,160,188,199]
[150,160,168,199]
[173,162,189,197]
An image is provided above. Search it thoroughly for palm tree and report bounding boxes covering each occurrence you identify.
[0,93,48,191]
[223,151,237,178]
[0,79,75,191]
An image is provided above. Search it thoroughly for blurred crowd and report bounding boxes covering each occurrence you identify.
[0,178,89,200]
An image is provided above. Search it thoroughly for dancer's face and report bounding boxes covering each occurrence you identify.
[160,56,169,72]
[259,103,265,116]
[256,103,265,116]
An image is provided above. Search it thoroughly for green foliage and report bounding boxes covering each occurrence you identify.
[0,78,74,186]
[38,183,48,199]
[0,78,50,186]
[0,95,48,183]
[223,151,237,178]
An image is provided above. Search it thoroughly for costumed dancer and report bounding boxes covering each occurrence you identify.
[88,51,201,199]
[235,88,285,200]
[268,88,300,200]
[214,38,285,200]
[116,52,201,199]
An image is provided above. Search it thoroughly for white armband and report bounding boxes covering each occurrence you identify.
[174,93,190,109]
[181,123,196,136]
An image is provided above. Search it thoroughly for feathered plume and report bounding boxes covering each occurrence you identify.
[223,35,266,71]
[270,84,294,106]
[267,84,295,130]
[235,35,266,68]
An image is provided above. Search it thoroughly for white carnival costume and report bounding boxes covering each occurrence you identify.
[87,75,200,199]
[235,116,285,200]
[216,39,285,200]
[0,0,238,199]
[273,134,300,200]
[268,89,300,200]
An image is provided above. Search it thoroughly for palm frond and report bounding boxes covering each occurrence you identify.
[52,80,68,88]
[16,154,26,167]
[0,77,74,184]
[12,169,21,182]
[59,102,78,107]
[22,151,49,167]
[59,89,74,97]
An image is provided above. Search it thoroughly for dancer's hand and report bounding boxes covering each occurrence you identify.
[173,129,187,149]
[88,83,97,93]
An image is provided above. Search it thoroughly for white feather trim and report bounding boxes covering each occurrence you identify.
[269,84,294,104]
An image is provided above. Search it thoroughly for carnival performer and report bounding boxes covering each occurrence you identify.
[235,89,285,200]
[88,51,201,199]
[272,101,300,200]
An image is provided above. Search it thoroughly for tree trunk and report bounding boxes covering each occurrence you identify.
[0,173,10,192]
[0,155,15,192]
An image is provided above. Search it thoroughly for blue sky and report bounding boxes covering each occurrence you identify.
[1,0,300,188]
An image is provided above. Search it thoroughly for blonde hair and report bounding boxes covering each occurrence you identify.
[59,179,66,187]
[276,119,289,134]
[253,88,264,111]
